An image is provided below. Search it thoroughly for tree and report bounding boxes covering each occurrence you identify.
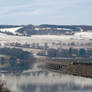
[23,43,30,48]
[71,42,75,46]
[44,43,48,50]
[79,48,86,57]
[10,57,17,67]
[1,57,6,65]
[69,48,73,57]
[0,82,10,92]
[47,49,57,57]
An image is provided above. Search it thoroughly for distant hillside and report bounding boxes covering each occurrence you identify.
[40,24,92,30]
[17,24,92,35]
[0,25,22,29]
[0,24,92,36]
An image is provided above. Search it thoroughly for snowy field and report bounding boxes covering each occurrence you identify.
[74,31,92,39]
[31,31,92,40]
[0,31,91,48]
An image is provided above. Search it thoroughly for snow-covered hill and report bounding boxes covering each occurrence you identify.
[0,26,91,48]
[0,27,22,34]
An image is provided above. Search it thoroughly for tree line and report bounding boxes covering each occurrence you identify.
[0,48,35,71]
[46,48,90,57]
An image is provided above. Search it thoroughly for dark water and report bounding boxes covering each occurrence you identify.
[0,62,92,92]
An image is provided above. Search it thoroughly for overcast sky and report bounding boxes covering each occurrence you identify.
[0,0,92,25]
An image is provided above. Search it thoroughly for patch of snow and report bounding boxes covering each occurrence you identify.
[35,27,51,30]
[35,28,40,31]
[56,28,72,31]
[31,35,72,40]
[74,32,92,39]
[0,27,22,34]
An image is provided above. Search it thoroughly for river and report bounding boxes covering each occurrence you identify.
[0,62,92,92]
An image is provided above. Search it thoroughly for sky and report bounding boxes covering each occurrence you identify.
[0,0,92,25]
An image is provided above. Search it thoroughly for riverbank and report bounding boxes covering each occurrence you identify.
[45,58,92,78]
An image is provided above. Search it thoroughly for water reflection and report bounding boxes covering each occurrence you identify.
[0,62,92,92]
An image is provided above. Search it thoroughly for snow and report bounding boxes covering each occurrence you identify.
[56,28,72,31]
[35,28,40,31]
[31,31,92,40]
[0,27,22,34]
[35,27,72,31]
[31,35,72,40]
[0,30,91,48]
[35,27,51,30]
[74,32,92,39]
[0,26,91,41]
[1,27,91,40]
